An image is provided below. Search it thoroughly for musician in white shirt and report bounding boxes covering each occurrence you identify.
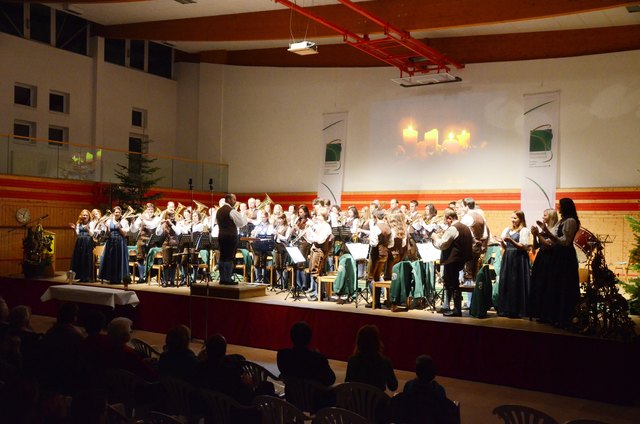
[250,213,274,283]
[306,208,333,300]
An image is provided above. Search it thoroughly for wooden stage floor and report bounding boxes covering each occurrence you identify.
[1,272,639,407]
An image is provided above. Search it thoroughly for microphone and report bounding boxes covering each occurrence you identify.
[208,178,213,190]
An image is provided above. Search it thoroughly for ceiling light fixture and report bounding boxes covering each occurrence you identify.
[174,0,197,4]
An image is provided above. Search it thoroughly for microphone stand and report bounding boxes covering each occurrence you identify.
[187,178,194,338]
[205,178,214,342]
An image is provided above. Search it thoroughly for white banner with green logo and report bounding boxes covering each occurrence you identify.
[521,91,559,223]
[318,112,348,205]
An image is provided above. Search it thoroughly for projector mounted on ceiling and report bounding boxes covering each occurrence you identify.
[392,72,462,88]
[288,41,318,56]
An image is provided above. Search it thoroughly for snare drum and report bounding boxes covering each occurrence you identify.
[573,227,600,262]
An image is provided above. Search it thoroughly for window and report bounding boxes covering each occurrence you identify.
[0,2,24,37]
[129,39,145,70]
[131,108,147,128]
[128,135,145,175]
[13,120,36,143]
[49,91,69,113]
[55,10,88,55]
[29,3,51,44]
[48,126,68,148]
[105,38,126,66]
[14,84,37,107]
[148,42,173,79]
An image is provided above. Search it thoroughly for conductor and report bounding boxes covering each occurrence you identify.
[432,209,473,317]
[216,193,248,285]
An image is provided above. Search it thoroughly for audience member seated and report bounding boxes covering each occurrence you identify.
[195,333,256,405]
[158,324,199,383]
[103,317,158,382]
[40,302,85,393]
[392,354,459,424]
[7,305,43,375]
[345,324,398,392]
[77,309,110,384]
[67,388,109,424]
[0,296,9,345]
[277,321,336,386]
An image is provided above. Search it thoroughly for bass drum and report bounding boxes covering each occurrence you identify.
[573,227,600,263]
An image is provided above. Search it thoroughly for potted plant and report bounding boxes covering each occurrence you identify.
[22,223,54,279]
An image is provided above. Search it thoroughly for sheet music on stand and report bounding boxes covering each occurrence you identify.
[286,246,306,264]
[417,242,440,263]
[178,234,194,249]
[345,243,370,261]
[332,226,351,242]
[252,236,275,253]
[192,233,219,251]
[146,233,165,248]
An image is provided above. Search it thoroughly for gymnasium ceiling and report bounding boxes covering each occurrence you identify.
[44,0,640,70]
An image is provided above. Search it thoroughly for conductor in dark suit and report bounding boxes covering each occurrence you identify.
[433,210,473,317]
[216,193,248,285]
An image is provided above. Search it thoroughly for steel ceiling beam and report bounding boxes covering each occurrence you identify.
[273,0,463,76]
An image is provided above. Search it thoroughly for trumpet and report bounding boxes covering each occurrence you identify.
[154,207,162,217]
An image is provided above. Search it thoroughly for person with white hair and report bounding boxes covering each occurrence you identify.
[105,317,157,381]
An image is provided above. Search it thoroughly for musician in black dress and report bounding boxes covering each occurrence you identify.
[69,209,94,282]
[538,198,581,327]
[99,206,130,284]
[216,193,248,285]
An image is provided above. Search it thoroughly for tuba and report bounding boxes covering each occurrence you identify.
[257,193,274,211]
[121,205,137,221]
[175,202,186,220]
[96,209,112,225]
[194,200,208,215]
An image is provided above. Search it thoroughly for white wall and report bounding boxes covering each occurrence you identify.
[0,33,178,157]
[0,33,94,145]
[2,31,639,193]
[218,51,640,192]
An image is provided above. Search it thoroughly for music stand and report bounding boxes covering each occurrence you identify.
[346,243,371,308]
[192,233,217,284]
[284,246,306,301]
[146,233,165,249]
[177,234,197,287]
[332,226,351,256]
[417,242,442,311]
[249,236,275,285]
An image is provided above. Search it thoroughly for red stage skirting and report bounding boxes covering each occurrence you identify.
[1,276,638,406]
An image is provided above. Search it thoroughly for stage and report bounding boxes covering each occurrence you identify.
[1,273,638,406]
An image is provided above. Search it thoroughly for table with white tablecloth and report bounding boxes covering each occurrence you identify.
[40,284,140,309]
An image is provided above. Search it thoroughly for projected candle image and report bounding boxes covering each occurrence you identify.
[399,124,471,158]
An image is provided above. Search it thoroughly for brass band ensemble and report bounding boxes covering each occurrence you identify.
[69,194,582,326]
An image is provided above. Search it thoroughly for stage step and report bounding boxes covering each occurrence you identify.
[190,282,267,299]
